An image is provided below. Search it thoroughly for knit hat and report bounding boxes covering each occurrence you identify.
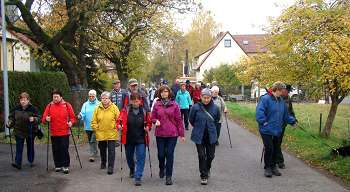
[201,88,212,96]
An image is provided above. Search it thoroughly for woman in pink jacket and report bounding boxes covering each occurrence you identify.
[152,85,185,185]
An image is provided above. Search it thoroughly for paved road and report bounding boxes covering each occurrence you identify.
[0,119,349,192]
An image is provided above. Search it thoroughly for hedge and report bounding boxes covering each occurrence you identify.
[0,71,71,124]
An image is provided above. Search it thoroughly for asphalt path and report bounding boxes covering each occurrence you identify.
[0,119,348,192]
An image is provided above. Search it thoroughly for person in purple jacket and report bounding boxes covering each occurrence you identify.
[152,85,185,185]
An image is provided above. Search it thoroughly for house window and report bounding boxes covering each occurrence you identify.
[224,39,231,47]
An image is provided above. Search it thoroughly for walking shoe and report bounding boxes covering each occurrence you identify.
[100,163,106,169]
[134,178,142,186]
[201,178,208,185]
[129,169,135,178]
[272,167,282,176]
[278,162,286,169]
[264,168,273,178]
[11,163,21,170]
[89,157,95,162]
[63,167,69,174]
[107,167,113,175]
[165,177,173,185]
[55,167,62,172]
[159,169,165,179]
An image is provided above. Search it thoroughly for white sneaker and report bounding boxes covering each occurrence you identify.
[55,167,62,172]
[63,167,69,174]
[201,178,208,185]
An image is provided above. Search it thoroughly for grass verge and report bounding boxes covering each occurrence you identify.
[227,102,350,184]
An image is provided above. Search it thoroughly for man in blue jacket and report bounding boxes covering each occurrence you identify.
[256,81,296,178]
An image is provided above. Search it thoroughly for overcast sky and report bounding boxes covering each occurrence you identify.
[175,0,296,34]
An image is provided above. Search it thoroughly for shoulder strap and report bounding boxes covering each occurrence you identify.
[199,104,215,122]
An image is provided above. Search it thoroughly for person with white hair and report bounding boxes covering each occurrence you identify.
[210,86,227,146]
[79,89,100,162]
[91,91,120,175]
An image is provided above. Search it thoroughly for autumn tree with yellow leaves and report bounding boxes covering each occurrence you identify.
[236,0,350,137]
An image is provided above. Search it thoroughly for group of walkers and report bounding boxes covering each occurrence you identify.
[5,78,297,186]
[6,78,228,186]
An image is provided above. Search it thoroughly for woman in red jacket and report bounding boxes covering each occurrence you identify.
[41,89,76,174]
[117,92,151,186]
[192,82,202,104]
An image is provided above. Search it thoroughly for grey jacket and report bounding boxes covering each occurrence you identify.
[212,96,226,123]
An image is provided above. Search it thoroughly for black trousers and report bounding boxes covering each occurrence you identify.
[260,133,280,169]
[275,126,286,164]
[196,143,216,179]
[216,123,222,140]
[51,135,70,168]
[98,140,116,169]
[180,109,189,129]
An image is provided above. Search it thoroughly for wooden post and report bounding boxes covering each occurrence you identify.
[319,113,322,135]
[348,119,350,139]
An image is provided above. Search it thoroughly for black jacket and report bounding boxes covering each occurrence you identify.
[126,107,146,145]
[8,104,39,138]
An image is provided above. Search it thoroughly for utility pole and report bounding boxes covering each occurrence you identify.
[1,0,10,135]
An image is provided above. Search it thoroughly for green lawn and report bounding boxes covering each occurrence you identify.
[227,102,350,184]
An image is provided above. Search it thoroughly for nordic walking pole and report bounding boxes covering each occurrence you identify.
[77,119,80,140]
[224,113,233,148]
[70,127,82,168]
[5,124,14,163]
[120,142,123,182]
[146,130,153,178]
[46,121,50,172]
[260,147,265,165]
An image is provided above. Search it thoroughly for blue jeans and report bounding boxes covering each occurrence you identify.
[15,136,35,166]
[156,137,177,177]
[125,144,146,179]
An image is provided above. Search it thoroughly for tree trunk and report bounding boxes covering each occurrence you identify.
[321,94,339,138]
[110,56,129,88]
[77,32,89,88]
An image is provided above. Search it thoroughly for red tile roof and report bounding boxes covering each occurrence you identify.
[0,20,38,48]
[10,31,38,48]
[232,34,268,53]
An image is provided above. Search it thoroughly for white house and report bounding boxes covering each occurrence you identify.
[193,31,268,81]
[0,27,39,72]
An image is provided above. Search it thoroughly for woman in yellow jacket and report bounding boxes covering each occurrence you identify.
[91,91,120,175]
